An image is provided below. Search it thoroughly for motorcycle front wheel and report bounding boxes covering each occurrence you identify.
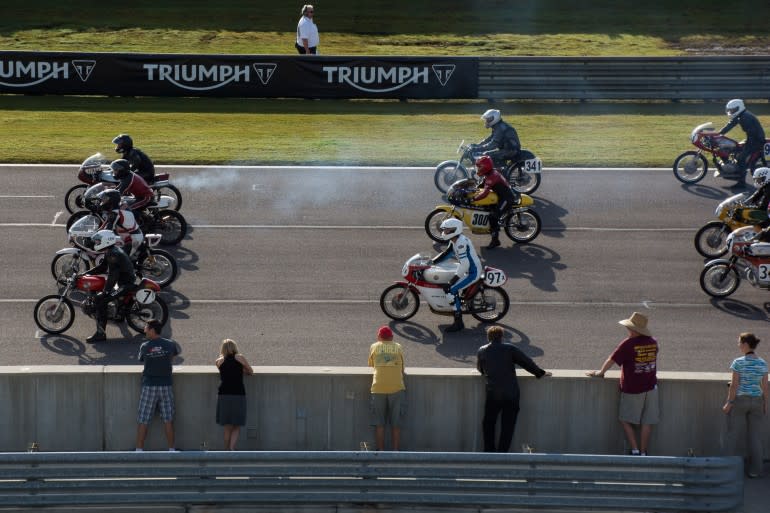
[699,263,740,297]
[33,295,75,334]
[694,221,731,258]
[504,210,542,243]
[155,184,183,211]
[425,208,460,243]
[506,164,541,194]
[64,184,88,214]
[434,162,469,194]
[380,284,420,321]
[126,295,169,332]
[65,210,91,232]
[137,250,178,288]
[673,151,708,184]
[50,253,89,284]
[469,286,510,322]
[146,209,187,245]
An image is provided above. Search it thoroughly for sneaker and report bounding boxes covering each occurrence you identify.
[629,449,641,456]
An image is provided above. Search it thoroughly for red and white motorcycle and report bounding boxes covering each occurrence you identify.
[379,253,510,322]
[700,231,770,297]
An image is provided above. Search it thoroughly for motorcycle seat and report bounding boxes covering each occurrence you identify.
[748,243,770,256]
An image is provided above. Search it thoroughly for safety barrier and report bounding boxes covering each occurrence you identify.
[0,451,744,511]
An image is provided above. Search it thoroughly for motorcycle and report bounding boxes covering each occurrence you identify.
[65,183,187,246]
[694,192,767,258]
[700,231,770,298]
[64,153,182,213]
[434,140,542,194]
[33,273,168,335]
[380,253,510,322]
[424,178,541,244]
[672,122,770,184]
[51,215,178,288]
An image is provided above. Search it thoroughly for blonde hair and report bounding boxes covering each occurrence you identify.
[301,4,314,15]
[220,338,239,357]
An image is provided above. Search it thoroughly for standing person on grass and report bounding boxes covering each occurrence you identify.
[587,312,659,456]
[296,5,319,54]
[135,320,181,451]
[368,326,406,451]
[215,339,254,451]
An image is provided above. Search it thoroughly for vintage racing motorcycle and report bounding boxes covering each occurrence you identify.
[424,178,541,244]
[33,273,168,335]
[434,140,542,194]
[64,153,182,213]
[700,231,770,298]
[51,215,178,288]
[694,192,767,258]
[380,253,509,322]
[66,183,187,246]
[672,122,770,184]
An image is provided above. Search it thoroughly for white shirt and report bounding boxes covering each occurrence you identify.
[296,16,319,48]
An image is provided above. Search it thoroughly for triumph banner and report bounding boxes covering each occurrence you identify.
[0,51,478,99]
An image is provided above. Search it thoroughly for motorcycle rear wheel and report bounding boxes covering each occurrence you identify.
[694,221,731,258]
[137,250,178,288]
[425,208,460,243]
[673,151,708,184]
[506,163,541,194]
[699,263,740,297]
[126,295,169,333]
[504,210,541,243]
[64,184,88,214]
[434,162,469,194]
[34,295,75,334]
[51,253,89,284]
[380,284,420,321]
[155,184,183,211]
[146,209,187,245]
[470,286,510,322]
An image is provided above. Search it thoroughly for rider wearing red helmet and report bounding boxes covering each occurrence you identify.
[473,155,518,249]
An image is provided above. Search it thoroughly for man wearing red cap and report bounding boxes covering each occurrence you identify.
[368,326,406,451]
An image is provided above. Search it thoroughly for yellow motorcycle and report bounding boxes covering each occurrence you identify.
[424,179,541,244]
[694,192,768,258]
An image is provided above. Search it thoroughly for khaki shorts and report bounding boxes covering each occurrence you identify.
[618,386,659,425]
[370,391,406,427]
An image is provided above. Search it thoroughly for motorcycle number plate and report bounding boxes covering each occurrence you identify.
[471,212,490,228]
[483,268,507,287]
[524,158,542,174]
[758,264,770,283]
[764,143,770,159]
[135,288,156,305]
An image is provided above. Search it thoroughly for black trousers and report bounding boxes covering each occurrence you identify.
[735,143,764,176]
[482,392,520,453]
[295,43,317,54]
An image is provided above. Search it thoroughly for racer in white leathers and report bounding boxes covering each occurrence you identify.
[97,189,143,256]
[431,218,482,332]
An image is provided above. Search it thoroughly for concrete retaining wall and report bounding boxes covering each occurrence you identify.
[0,366,766,457]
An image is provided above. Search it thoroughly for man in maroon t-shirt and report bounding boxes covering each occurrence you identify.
[587,312,659,456]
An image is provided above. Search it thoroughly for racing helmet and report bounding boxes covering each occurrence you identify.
[112,134,133,154]
[91,230,120,251]
[97,189,122,212]
[481,109,501,128]
[753,167,770,188]
[725,99,745,119]
[476,155,494,176]
[439,218,464,240]
[110,159,131,179]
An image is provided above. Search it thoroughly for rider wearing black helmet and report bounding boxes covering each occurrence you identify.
[97,188,143,256]
[111,159,154,212]
[113,134,156,184]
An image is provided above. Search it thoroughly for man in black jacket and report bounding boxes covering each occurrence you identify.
[113,134,156,184]
[719,99,767,180]
[471,109,521,167]
[476,326,551,452]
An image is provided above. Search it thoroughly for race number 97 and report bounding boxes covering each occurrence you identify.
[483,269,507,287]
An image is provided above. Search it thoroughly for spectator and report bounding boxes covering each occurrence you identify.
[295,5,319,54]
[723,332,768,478]
[215,339,254,451]
[587,312,659,456]
[476,325,551,452]
[368,325,405,451]
[135,320,182,451]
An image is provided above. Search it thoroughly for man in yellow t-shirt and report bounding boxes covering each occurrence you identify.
[368,325,405,451]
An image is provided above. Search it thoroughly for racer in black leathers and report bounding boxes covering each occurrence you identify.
[719,100,766,179]
[471,109,521,167]
[83,230,137,343]
[113,134,156,184]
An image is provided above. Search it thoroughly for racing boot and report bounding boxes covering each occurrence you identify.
[86,327,106,344]
[487,235,501,249]
[444,312,465,332]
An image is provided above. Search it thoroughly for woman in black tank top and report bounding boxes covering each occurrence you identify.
[215,339,254,450]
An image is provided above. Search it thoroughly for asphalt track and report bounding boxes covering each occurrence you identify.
[1,164,768,372]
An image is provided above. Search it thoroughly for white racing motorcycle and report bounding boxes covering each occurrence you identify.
[380,253,510,322]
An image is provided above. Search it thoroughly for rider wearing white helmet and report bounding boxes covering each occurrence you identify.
[431,218,482,332]
[718,99,766,180]
[746,167,770,210]
[83,229,136,343]
[470,109,521,168]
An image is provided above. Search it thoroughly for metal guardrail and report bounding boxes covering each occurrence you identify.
[0,451,743,511]
[478,56,770,100]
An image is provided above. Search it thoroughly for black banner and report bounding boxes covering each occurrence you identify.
[0,51,478,99]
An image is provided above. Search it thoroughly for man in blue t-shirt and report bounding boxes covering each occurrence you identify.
[135,319,182,451]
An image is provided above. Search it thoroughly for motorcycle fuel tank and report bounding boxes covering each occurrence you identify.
[423,262,459,284]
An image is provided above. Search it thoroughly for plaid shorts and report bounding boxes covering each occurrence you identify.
[137,385,175,424]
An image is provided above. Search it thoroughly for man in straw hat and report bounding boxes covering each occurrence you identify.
[587,312,659,456]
